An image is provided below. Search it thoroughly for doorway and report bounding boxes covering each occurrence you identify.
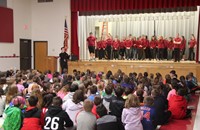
[34,41,48,73]
[20,39,32,70]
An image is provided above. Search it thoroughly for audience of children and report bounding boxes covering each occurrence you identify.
[0,68,198,130]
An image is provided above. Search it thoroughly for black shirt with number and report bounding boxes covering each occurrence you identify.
[44,106,73,130]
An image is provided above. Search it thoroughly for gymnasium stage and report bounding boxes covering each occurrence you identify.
[68,60,200,81]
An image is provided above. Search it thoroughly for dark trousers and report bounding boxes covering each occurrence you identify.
[163,48,168,59]
[145,47,150,59]
[137,48,143,60]
[188,48,194,60]
[119,48,125,59]
[99,49,105,59]
[106,45,112,60]
[60,62,68,74]
[125,49,131,59]
[158,48,164,60]
[150,48,156,59]
[113,50,119,59]
[174,48,180,62]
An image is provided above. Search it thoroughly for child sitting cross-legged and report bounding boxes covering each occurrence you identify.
[141,96,156,130]
[76,100,96,130]
[3,96,26,130]
[122,94,143,130]
[168,88,191,119]
[96,104,119,130]
[21,95,42,130]
[44,96,73,130]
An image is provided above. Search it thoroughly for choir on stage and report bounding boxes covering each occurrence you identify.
[87,32,197,62]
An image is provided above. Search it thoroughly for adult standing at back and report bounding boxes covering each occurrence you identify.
[87,32,96,61]
[188,34,197,61]
[59,47,70,74]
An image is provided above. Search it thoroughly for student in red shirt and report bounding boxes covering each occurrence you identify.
[96,39,102,60]
[163,38,168,60]
[167,37,174,60]
[137,36,144,60]
[173,33,182,62]
[125,34,133,60]
[180,36,186,60]
[87,32,96,61]
[132,37,138,60]
[188,34,197,61]
[157,36,165,60]
[149,36,157,60]
[112,36,120,60]
[143,35,150,60]
[100,38,107,60]
[119,37,126,60]
[106,34,113,60]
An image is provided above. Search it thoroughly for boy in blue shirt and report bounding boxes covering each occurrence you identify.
[141,96,157,130]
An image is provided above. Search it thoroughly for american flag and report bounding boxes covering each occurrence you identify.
[64,19,69,48]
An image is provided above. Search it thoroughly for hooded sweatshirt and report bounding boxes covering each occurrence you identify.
[62,99,83,124]
[168,94,187,119]
[3,106,22,130]
[44,106,73,130]
[121,107,143,130]
[103,95,115,112]
[21,107,42,130]
[62,92,74,103]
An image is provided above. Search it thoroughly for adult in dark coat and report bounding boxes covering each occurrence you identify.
[59,47,70,74]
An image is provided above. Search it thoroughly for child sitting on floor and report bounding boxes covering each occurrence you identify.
[168,88,191,119]
[96,104,119,130]
[141,96,156,130]
[21,95,42,130]
[122,94,143,130]
[3,96,26,130]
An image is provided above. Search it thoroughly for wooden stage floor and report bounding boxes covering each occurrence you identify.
[68,60,200,81]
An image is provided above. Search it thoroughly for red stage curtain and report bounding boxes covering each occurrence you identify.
[71,12,79,59]
[71,0,200,12]
[71,0,200,59]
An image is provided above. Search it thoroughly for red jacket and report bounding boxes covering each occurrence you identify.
[87,36,96,46]
[132,40,137,48]
[137,40,143,49]
[113,40,119,50]
[142,39,149,48]
[106,38,113,46]
[189,39,196,48]
[101,40,107,49]
[168,95,187,119]
[149,40,157,48]
[173,37,182,49]
[92,105,100,119]
[124,39,133,49]
[157,39,165,49]
[21,107,42,130]
[97,41,102,50]
[119,40,125,49]
[180,39,186,50]
[167,41,174,50]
